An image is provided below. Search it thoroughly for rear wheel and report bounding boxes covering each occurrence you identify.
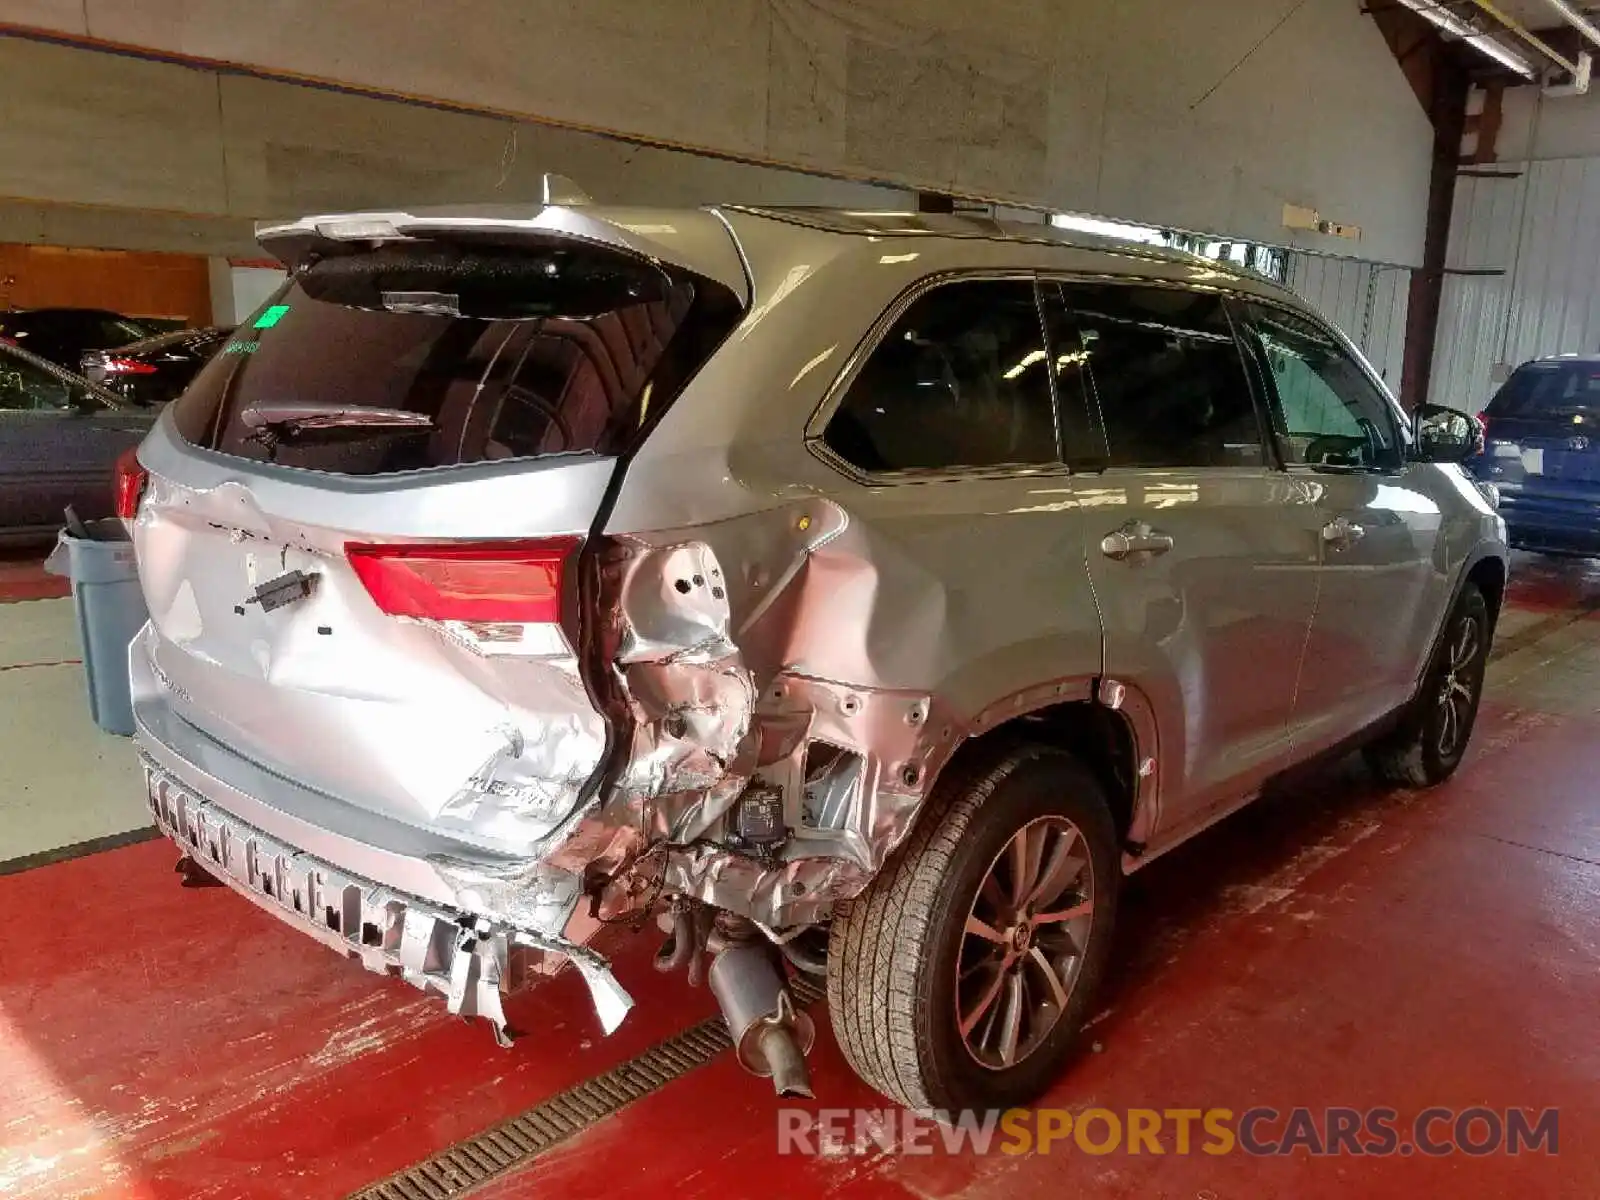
[826,744,1119,1111]
[1366,583,1491,787]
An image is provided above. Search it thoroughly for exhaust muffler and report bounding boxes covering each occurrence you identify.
[707,942,816,1098]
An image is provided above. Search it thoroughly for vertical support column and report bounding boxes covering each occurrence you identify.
[1399,63,1470,410]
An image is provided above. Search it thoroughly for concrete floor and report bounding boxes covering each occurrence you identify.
[0,596,151,864]
[0,554,1594,1198]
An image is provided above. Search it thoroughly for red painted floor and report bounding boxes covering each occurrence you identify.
[0,552,68,604]
[0,557,1596,1199]
[1503,550,1600,613]
[474,700,1598,1200]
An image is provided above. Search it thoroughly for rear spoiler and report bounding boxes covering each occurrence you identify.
[254,191,751,306]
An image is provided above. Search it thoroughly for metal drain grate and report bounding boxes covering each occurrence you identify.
[349,974,825,1200]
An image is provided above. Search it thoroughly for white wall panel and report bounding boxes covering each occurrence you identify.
[1431,158,1600,411]
[1285,254,1411,390]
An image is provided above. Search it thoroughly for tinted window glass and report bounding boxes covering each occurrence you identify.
[170,239,739,475]
[0,351,81,411]
[1488,362,1600,420]
[1244,305,1400,470]
[1056,284,1261,469]
[823,280,1057,473]
[95,317,150,348]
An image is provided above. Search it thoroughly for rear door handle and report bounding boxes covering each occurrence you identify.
[1321,517,1365,550]
[1100,521,1175,561]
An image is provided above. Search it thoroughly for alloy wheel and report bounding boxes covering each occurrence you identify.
[1436,610,1484,759]
[956,816,1095,1070]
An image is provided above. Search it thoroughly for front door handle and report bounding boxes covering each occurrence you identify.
[1101,521,1175,561]
[1321,517,1366,550]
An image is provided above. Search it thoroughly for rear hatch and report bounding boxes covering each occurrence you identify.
[1481,360,1600,495]
[133,213,745,855]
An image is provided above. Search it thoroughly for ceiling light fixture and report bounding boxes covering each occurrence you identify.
[1394,0,1538,78]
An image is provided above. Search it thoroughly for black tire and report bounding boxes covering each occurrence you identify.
[1365,582,1491,788]
[826,743,1120,1112]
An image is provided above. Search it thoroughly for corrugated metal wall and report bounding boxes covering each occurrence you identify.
[1284,253,1411,390]
[1432,157,1600,411]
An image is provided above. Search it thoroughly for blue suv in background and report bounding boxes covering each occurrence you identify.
[1471,355,1600,556]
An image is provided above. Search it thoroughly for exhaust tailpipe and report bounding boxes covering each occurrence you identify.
[707,942,816,1098]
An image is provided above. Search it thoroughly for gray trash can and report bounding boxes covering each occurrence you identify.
[43,518,148,737]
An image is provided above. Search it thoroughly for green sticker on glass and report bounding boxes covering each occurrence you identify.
[253,304,291,330]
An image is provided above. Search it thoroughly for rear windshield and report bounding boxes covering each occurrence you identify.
[1487,362,1600,420]
[170,238,740,474]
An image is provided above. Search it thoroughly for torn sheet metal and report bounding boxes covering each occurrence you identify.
[556,500,968,927]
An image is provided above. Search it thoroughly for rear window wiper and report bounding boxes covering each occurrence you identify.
[240,401,436,437]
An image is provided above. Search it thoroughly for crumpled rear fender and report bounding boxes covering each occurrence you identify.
[542,498,987,927]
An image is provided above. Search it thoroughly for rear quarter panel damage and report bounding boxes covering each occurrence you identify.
[570,498,970,928]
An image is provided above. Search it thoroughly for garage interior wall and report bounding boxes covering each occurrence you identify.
[1284,253,1412,389]
[1430,86,1600,411]
[0,1,1433,265]
[0,35,906,260]
[0,243,212,324]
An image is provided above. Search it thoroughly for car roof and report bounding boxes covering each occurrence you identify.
[102,326,233,357]
[1520,353,1600,366]
[729,205,1242,271]
[255,201,1295,310]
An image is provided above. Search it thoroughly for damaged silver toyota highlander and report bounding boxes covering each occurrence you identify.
[126,186,1507,1111]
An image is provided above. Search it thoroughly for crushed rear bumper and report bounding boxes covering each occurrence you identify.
[132,620,634,1043]
[142,757,633,1042]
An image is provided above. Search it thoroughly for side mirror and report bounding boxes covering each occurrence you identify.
[1412,403,1482,464]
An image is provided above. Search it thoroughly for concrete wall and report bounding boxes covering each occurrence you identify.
[0,35,906,258]
[0,0,1435,264]
[0,200,259,258]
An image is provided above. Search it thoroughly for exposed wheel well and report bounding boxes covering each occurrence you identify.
[1466,555,1507,632]
[937,701,1138,841]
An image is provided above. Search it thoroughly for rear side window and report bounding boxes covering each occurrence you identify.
[822,280,1058,473]
[1053,284,1262,469]
[1488,363,1600,419]
[171,240,740,474]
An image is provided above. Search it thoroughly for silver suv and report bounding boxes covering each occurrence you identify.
[128,193,1506,1112]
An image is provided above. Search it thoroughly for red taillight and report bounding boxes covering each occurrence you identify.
[101,356,157,375]
[346,538,579,623]
[113,447,148,519]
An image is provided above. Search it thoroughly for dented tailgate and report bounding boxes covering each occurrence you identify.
[132,425,618,854]
[130,217,746,860]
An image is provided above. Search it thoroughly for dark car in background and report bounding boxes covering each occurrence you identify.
[1470,354,1600,556]
[81,326,233,407]
[0,340,154,542]
[0,307,157,370]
